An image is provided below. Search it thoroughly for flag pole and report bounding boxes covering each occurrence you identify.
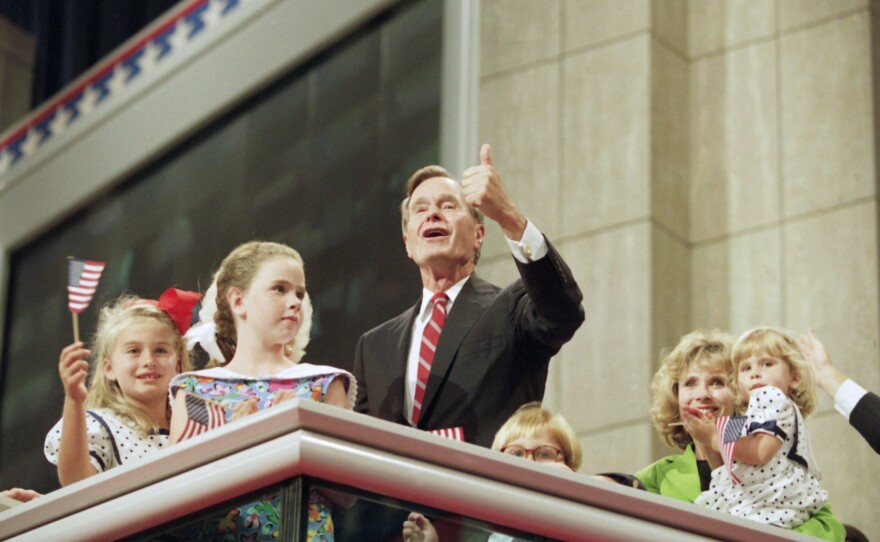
[72,312,80,343]
[67,256,78,343]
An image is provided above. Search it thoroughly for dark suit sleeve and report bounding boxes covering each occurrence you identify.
[850,391,880,454]
[352,335,369,414]
[514,238,585,354]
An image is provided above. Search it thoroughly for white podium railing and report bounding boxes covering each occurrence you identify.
[0,400,813,541]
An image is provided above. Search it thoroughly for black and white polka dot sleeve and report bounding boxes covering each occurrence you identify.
[745,386,792,442]
[43,412,116,472]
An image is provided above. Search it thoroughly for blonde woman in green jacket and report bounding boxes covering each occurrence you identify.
[624,329,844,541]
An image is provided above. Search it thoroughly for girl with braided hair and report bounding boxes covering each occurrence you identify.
[171,240,356,541]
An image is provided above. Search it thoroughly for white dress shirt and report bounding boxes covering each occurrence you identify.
[834,378,869,420]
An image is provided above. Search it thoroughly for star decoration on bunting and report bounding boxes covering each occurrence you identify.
[49,106,73,137]
[20,129,40,157]
[78,85,100,116]
[107,66,128,95]
[203,0,225,30]
[140,41,163,72]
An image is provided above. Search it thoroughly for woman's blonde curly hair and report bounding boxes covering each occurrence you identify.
[731,327,816,417]
[649,329,735,450]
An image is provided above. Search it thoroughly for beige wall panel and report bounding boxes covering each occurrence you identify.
[561,35,650,238]
[557,225,652,433]
[479,62,560,261]
[651,0,687,57]
[473,255,521,292]
[480,0,560,77]
[687,0,775,58]
[562,0,650,53]
[778,0,868,32]
[690,41,779,242]
[691,227,782,333]
[780,12,875,218]
[725,227,783,334]
[651,40,689,239]
[807,411,879,541]
[690,239,732,330]
[784,203,880,394]
[475,223,512,265]
[651,226,690,360]
[579,422,657,476]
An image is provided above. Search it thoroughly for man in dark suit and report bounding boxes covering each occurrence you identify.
[353,144,584,447]
[799,329,880,455]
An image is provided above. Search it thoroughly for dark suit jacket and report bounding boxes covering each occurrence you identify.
[353,240,584,447]
[850,391,880,454]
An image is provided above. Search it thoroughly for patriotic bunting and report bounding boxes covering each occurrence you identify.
[0,0,250,179]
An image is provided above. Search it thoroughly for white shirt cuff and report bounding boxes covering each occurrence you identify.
[835,379,868,419]
[506,220,547,263]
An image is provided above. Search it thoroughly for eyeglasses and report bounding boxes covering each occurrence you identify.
[501,445,564,464]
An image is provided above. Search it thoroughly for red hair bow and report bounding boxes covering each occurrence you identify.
[156,288,202,335]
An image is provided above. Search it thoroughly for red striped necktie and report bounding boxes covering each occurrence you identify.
[412,291,448,426]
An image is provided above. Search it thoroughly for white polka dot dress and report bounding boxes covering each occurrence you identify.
[695,386,827,528]
[44,408,169,473]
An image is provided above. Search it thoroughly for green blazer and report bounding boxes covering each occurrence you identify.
[635,445,845,542]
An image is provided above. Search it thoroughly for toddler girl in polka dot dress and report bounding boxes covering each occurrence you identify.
[692,327,828,529]
[44,290,198,486]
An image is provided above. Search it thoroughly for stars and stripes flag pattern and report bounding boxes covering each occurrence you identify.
[176,393,227,442]
[428,426,464,441]
[716,415,747,485]
[67,259,105,313]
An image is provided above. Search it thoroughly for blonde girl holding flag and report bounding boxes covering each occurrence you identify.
[44,289,199,485]
[689,327,829,529]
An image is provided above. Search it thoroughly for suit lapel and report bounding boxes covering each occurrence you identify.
[395,301,419,375]
[419,274,493,424]
[386,300,420,422]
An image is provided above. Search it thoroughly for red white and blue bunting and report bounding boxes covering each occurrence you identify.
[0,0,249,180]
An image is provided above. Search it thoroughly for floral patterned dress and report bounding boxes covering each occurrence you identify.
[170,364,356,542]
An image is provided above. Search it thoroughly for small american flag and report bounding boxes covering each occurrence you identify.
[176,393,227,442]
[428,426,464,441]
[716,415,747,485]
[67,259,105,313]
